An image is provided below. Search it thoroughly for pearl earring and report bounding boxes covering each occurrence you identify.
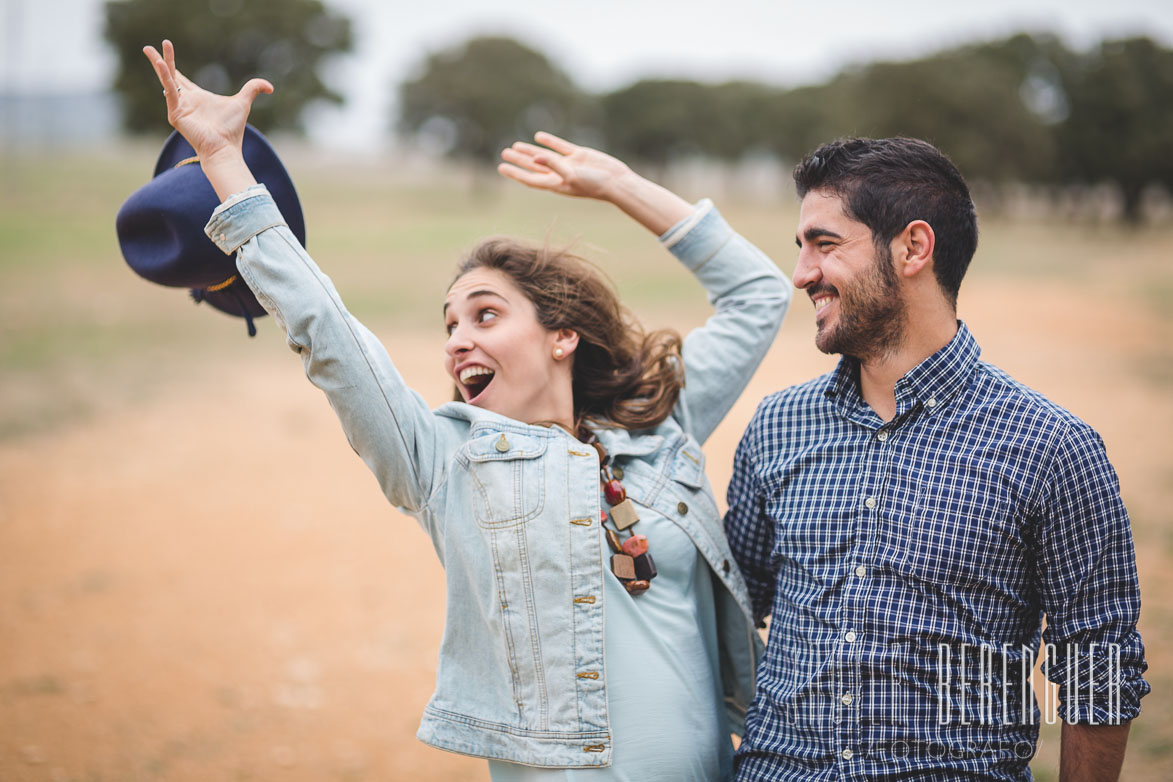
[553,347,564,359]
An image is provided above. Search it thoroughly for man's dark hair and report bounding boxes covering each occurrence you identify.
[793,137,978,308]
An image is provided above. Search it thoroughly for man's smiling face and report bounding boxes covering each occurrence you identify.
[793,189,906,361]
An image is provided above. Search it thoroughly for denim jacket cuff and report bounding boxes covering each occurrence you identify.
[658,199,735,271]
[203,184,286,254]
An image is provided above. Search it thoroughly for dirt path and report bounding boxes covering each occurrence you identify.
[1,282,1169,781]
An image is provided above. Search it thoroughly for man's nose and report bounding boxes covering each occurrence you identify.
[792,250,821,290]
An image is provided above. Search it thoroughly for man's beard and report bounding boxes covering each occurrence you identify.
[814,244,906,361]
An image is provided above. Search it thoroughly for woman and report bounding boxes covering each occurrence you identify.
[144,40,790,781]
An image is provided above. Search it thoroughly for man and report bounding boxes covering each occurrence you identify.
[725,137,1148,781]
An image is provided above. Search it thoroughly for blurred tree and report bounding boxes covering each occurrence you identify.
[601,80,711,166]
[600,79,783,169]
[104,0,352,134]
[398,36,589,163]
[797,34,1072,185]
[1057,37,1173,222]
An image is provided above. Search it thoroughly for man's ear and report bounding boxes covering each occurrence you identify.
[894,220,936,279]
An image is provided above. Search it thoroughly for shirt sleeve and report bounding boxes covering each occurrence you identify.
[1036,421,1149,724]
[204,186,449,527]
[724,403,776,624]
[660,200,791,445]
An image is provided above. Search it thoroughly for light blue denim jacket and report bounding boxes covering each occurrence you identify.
[204,188,791,768]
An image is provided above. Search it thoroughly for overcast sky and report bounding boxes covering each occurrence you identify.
[3,0,1171,149]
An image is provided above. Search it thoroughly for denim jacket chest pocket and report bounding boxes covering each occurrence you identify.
[665,444,717,513]
[623,443,719,523]
[458,429,548,528]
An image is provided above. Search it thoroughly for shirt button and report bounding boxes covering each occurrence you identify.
[926,397,937,408]
[854,565,866,578]
[876,430,889,442]
[844,630,857,642]
[841,693,853,705]
[677,502,689,515]
[864,497,876,510]
[841,748,854,760]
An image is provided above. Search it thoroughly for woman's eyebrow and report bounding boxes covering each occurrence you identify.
[442,289,507,315]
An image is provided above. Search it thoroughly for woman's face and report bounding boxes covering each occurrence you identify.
[443,267,576,426]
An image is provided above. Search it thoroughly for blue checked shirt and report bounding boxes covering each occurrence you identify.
[725,322,1148,781]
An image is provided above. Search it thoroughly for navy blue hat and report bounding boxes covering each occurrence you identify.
[116,125,306,336]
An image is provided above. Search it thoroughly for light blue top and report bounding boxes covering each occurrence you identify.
[490,509,731,781]
[204,188,790,774]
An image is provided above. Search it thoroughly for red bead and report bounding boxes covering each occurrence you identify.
[601,510,608,522]
[604,479,626,505]
[622,534,648,557]
[624,579,650,595]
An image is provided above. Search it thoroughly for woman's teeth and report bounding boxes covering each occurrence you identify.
[459,366,494,384]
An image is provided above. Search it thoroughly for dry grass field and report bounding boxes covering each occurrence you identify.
[1,145,1170,780]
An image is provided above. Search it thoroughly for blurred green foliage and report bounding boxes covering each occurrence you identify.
[104,0,352,134]
[397,32,1173,222]
[1057,37,1173,221]
[398,36,592,163]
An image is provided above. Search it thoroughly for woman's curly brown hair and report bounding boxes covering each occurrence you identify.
[453,237,684,433]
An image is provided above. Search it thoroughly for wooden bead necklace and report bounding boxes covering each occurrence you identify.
[588,436,657,594]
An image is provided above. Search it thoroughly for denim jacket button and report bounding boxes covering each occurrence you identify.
[722,559,731,575]
[677,501,689,515]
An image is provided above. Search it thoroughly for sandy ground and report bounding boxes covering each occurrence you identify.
[1,281,1169,781]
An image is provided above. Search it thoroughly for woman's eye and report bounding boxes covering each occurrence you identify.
[478,309,498,324]
[444,321,456,335]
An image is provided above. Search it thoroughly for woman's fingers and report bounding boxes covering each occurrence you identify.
[236,77,275,106]
[510,141,550,160]
[497,162,560,190]
[502,145,551,173]
[162,39,177,82]
[531,151,574,181]
[533,131,576,155]
[143,45,179,102]
[175,69,198,90]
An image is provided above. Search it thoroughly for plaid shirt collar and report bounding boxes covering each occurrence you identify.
[821,320,981,425]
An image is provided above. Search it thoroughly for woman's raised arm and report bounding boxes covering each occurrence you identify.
[498,132,693,236]
[142,39,271,201]
[501,131,791,445]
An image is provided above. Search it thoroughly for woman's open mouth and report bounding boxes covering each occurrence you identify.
[459,365,496,403]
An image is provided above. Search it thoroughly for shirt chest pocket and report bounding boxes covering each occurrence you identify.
[898,463,1024,588]
[458,431,548,529]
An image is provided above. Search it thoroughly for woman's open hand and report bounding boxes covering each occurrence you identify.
[499,131,692,236]
[498,132,635,202]
[142,39,272,165]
